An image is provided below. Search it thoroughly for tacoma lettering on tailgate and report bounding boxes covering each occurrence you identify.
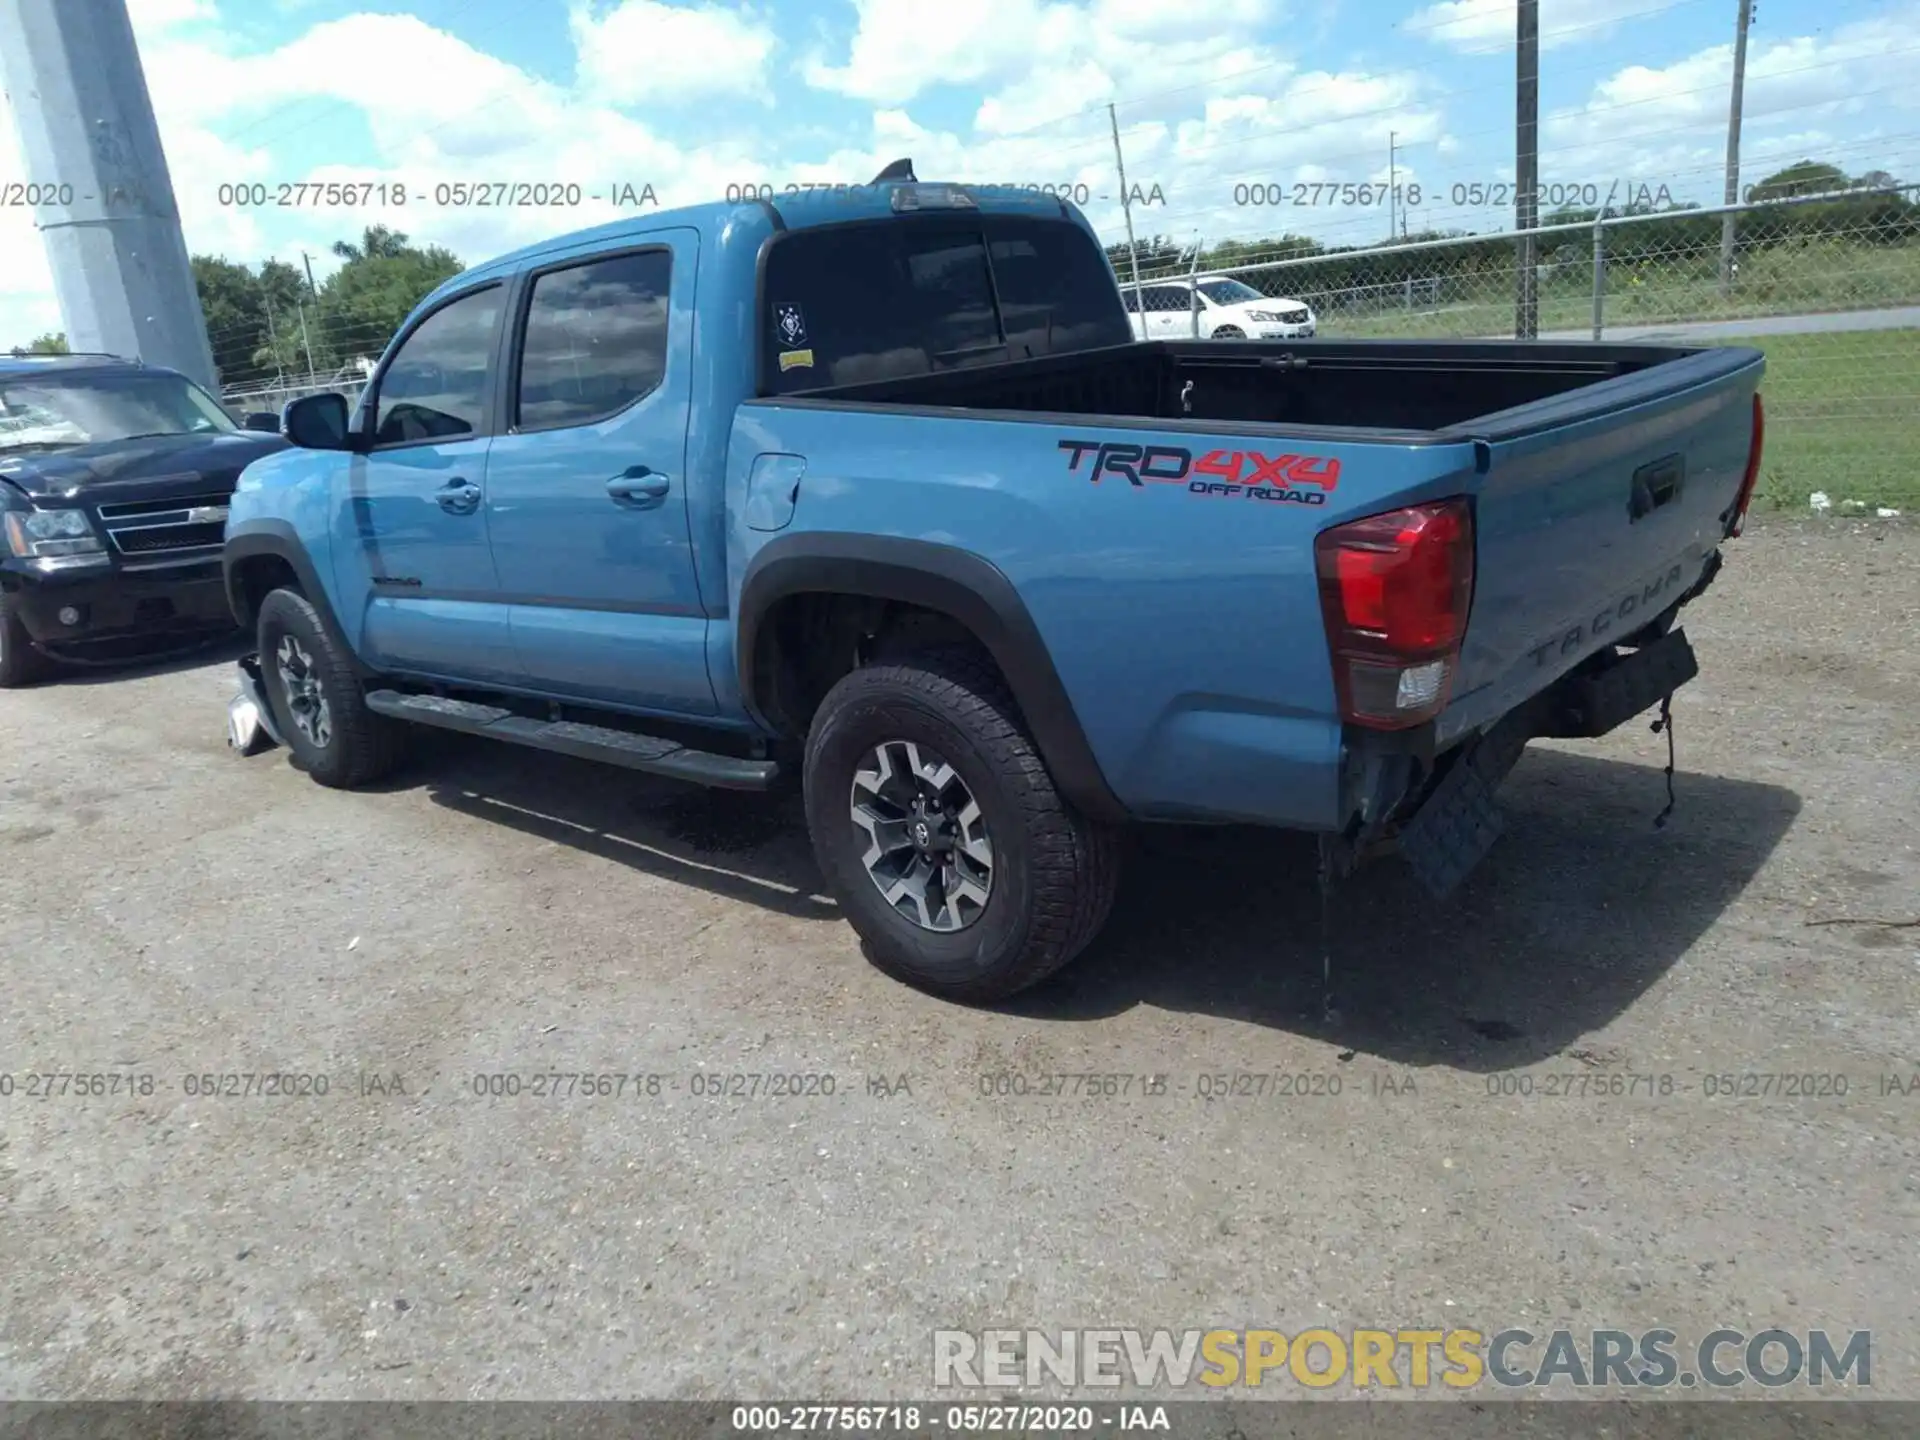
[1059,439,1340,507]
[1526,561,1687,668]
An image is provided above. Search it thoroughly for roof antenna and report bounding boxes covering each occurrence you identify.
[870,158,916,184]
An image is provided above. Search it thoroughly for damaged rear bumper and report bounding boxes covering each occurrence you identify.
[1342,625,1701,897]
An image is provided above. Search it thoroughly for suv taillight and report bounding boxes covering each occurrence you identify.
[1315,498,1475,730]
[1728,392,1765,537]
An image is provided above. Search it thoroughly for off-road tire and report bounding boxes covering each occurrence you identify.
[0,591,53,688]
[256,587,405,788]
[803,644,1120,1002]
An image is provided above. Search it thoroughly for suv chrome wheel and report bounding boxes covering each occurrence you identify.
[849,739,993,932]
[274,633,333,748]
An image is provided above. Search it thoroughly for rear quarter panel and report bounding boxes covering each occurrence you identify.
[725,404,1480,829]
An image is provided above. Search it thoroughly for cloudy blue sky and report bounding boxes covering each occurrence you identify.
[0,0,1911,350]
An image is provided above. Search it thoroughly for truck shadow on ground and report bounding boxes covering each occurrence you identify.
[1012,747,1802,1070]
[412,735,837,922]
[412,739,1798,1070]
[38,631,248,686]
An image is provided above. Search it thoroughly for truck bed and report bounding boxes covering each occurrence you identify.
[736,335,1763,836]
[778,337,1744,438]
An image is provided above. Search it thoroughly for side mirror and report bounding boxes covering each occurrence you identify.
[242,411,279,433]
[282,393,353,450]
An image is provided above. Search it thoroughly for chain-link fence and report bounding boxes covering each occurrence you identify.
[220,373,366,420]
[1117,184,1920,513]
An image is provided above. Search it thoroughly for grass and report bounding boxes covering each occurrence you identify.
[1286,235,1920,511]
[1734,327,1920,513]
[1304,239,1920,343]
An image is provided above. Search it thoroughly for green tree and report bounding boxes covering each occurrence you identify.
[193,255,267,384]
[1749,160,1850,201]
[25,332,68,354]
[192,254,312,386]
[189,232,463,388]
[330,225,417,264]
[244,259,324,379]
[314,240,463,365]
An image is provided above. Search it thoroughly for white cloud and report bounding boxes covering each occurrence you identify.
[0,2,787,347]
[117,9,779,270]
[570,0,778,105]
[805,0,1290,113]
[803,0,1058,106]
[1545,7,1920,184]
[126,0,217,37]
[0,101,60,346]
[1094,0,1271,39]
[972,61,1115,137]
[1405,0,1682,56]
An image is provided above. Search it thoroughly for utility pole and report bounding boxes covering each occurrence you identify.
[295,300,316,387]
[1388,131,1398,243]
[263,292,285,385]
[1515,0,1540,339]
[0,0,216,388]
[1719,0,1755,294]
[1108,103,1144,302]
[300,250,319,296]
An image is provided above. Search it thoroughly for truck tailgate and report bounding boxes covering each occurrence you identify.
[1437,345,1763,744]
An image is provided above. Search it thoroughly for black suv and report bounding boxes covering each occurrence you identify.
[0,352,288,685]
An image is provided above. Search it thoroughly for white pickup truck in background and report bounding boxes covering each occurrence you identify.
[1121,274,1317,340]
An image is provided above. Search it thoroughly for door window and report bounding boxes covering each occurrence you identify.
[516,250,673,430]
[372,285,502,446]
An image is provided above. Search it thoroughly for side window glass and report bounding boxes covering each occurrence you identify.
[373,286,501,446]
[516,250,672,430]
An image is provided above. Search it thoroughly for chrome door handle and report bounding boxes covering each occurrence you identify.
[437,478,482,515]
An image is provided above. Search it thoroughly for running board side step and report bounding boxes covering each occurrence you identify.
[363,691,782,790]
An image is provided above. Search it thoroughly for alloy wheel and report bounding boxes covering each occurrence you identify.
[849,739,994,932]
[274,633,333,749]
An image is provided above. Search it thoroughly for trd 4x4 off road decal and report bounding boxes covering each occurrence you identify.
[1057,439,1340,506]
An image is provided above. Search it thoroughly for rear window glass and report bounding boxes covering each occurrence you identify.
[760,215,1130,394]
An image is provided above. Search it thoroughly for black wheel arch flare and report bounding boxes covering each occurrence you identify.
[736,532,1128,824]
[223,521,372,677]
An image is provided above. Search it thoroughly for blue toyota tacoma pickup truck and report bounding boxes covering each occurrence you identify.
[224,166,1766,1001]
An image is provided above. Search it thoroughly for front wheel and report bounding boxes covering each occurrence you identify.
[256,587,405,788]
[1211,325,1246,340]
[803,646,1120,1002]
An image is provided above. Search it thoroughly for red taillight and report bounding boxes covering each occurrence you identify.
[1315,497,1475,730]
[1728,392,1765,537]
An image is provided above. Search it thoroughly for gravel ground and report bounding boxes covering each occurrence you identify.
[0,517,1915,1410]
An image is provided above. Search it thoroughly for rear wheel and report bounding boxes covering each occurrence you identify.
[0,592,53,688]
[256,587,405,788]
[803,645,1120,1002]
